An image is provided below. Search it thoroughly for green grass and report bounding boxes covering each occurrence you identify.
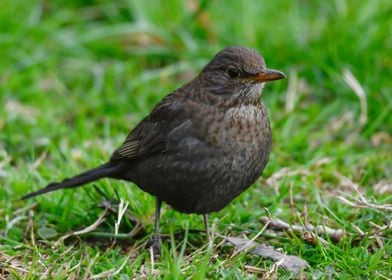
[1,0,391,278]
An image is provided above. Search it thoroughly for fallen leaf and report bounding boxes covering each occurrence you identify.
[226,237,309,275]
[37,226,58,239]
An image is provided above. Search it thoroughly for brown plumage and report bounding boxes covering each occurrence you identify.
[22,46,286,252]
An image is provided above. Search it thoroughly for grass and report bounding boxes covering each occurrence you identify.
[1,0,391,278]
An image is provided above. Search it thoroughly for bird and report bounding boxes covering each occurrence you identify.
[22,46,286,253]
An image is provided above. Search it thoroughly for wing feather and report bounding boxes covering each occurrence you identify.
[110,93,188,161]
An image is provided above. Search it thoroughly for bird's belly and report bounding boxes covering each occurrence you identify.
[129,140,269,214]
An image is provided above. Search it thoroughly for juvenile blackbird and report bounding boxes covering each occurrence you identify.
[22,46,285,251]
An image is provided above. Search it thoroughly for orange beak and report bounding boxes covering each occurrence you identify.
[252,68,286,83]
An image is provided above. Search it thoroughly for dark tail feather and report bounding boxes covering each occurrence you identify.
[21,162,118,200]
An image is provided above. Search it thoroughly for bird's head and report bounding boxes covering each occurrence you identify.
[199,46,286,105]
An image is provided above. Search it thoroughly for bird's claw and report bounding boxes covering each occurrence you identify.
[147,235,162,257]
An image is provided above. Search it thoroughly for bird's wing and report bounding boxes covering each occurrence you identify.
[110,94,188,161]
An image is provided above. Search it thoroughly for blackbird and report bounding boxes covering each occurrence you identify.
[22,46,285,252]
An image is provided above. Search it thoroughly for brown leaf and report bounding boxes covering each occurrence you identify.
[226,237,309,275]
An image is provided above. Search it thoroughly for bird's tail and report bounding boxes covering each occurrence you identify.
[21,162,119,200]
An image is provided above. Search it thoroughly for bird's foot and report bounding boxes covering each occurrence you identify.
[147,235,162,257]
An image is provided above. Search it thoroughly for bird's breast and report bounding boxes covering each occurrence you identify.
[197,103,271,180]
[206,104,270,150]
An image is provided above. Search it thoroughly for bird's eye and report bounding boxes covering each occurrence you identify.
[227,67,240,78]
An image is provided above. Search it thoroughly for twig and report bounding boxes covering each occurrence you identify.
[54,208,108,246]
[338,196,392,211]
[355,221,392,240]
[368,221,392,236]
[260,216,344,244]
[244,265,266,275]
[337,175,392,211]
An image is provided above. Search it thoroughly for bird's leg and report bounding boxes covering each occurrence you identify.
[150,197,162,255]
[203,213,211,242]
